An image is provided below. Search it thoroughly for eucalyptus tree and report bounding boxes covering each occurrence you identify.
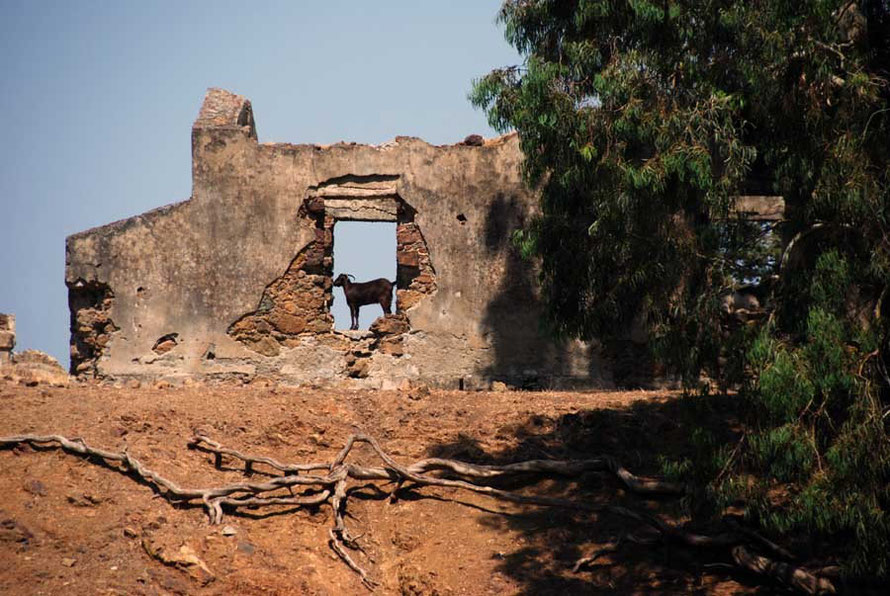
[473,0,890,578]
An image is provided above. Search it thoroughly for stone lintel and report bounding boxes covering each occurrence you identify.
[323,197,399,222]
[311,186,398,198]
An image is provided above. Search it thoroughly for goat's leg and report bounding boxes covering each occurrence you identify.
[381,294,392,315]
[350,305,359,330]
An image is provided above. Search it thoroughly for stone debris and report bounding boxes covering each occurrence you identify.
[0,341,70,387]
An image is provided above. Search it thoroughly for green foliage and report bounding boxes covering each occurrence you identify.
[474,0,890,579]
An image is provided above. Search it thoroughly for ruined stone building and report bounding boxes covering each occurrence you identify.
[64,89,615,389]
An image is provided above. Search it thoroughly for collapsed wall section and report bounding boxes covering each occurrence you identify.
[227,207,335,357]
[68,280,117,377]
[396,219,436,310]
[226,175,438,378]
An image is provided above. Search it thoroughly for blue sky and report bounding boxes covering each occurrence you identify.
[0,1,519,365]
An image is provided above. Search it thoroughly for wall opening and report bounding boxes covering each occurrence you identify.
[332,221,397,330]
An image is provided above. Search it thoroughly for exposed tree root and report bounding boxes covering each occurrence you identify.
[0,433,832,593]
[732,546,837,595]
[597,506,837,594]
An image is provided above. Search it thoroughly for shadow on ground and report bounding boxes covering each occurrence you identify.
[423,393,765,595]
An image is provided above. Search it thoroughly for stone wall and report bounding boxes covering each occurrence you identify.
[0,313,70,387]
[65,88,611,389]
[0,314,14,366]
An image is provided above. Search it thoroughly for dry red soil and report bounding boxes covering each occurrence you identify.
[0,380,755,595]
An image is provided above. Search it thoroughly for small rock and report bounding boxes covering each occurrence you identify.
[237,541,255,555]
[369,313,410,336]
[127,379,141,389]
[123,527,138,538]
[491,381,508,392]
[461,134,485,146]
[408,384,431,401]
[378,337,404,356]
[308,433,330,447]
[67,493,101,507]
[0,518,33,543]
[177,545,215,584]
[221,526,237,537]
[23,479,46,496]
[61,557,76,567]
[143,539,214,585]
[348,360,370,379]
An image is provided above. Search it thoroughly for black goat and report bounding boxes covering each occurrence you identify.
[332,273,395,330]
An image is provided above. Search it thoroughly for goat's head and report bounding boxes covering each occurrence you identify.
[332,273,355,287]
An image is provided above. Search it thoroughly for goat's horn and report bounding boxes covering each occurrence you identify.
[347,274,356,281]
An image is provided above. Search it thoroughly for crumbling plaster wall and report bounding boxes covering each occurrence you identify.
[0,314,14,366]
[66,88,607,388]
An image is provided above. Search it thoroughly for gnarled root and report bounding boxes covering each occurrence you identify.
[0,433,826,593]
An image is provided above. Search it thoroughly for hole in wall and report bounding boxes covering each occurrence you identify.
[456,213,467,224]
[332,221,397,330]
[152,333,179,355]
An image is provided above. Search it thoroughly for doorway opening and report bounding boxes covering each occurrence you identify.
[332,221,397,330]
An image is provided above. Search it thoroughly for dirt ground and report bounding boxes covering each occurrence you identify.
[0,379,757,595]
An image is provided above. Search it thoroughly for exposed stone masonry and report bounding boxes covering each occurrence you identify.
[227,185,434,371]
[226,201,336,357]
[227,247,334,357]
[68,281,118,377]
[0,314,14,366]
[396,222,436,311]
